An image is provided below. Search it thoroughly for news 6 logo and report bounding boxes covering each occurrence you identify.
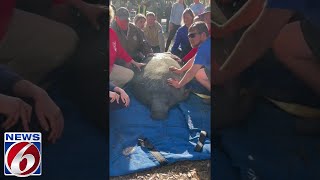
[4,132,41,177]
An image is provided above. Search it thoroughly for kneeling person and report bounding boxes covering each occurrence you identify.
[167,21,211,92]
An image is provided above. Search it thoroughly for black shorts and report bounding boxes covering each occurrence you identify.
[300,19,320,59]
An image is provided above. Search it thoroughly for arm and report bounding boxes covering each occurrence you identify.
[171,28,182,54]
[181,55,195,72]
[113,85,130,107]
[168,63,202,88]
[109,82,116,91]
[215,8,294,84]
[211,0,228,25]
[178,64,202,88]
[13,80,64,143]
[212,0,266,38]
[169,54,195,74]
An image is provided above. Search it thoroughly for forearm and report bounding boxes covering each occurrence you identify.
[130,59,139,66]
[180,56,195,72]
[179,65,201,87]
[221,0,266,35]
[219,9,294,83]
[113,87,124,94]
[13,80,47,101]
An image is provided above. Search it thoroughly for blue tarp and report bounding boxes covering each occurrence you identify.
[26,89,108,180]
[109,90,211,176]
[213,100,320,180]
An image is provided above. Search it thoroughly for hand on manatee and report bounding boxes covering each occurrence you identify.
[134,63,146,71]
[147,53,155,57]
[169,66,183,74]
[172,56,182,63]
[109,91,120,104]
[131,60,146,71]
[167,78,181,89]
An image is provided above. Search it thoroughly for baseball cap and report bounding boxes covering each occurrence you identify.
[198,6,211,16]
[116,7,130,21]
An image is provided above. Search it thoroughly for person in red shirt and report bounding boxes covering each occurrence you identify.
[109,6,145,88]
[109,28,145,87]
[109,6,145,108]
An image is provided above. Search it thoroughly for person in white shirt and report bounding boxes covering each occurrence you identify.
[189,0,205,16]
[165,0,187,52]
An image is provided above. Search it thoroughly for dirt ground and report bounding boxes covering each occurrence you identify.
[110,160,211,180]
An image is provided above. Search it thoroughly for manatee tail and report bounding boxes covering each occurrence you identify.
[150,97,169,120]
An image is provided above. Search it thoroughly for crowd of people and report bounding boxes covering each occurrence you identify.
[109,0,212,109]
[1,0,320,144]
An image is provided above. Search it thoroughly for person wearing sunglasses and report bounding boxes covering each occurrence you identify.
[167,21,211,93]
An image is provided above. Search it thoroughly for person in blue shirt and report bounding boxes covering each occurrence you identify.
[213,0,320,97]
[168,21,211,92]
[165,0,187,52]
[171,8,194,58]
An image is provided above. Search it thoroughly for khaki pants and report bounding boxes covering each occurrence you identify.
[110,64,134,88]
[0,9,78,84]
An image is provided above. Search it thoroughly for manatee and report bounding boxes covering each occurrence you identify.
[131,53,188,120]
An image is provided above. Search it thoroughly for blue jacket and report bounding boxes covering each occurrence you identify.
[171,25,192,58]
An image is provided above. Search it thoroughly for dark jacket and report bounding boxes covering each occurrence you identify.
[0,65,22,95]
[111,21,152,61]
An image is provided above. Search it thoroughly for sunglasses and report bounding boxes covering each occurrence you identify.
[188,32,200,38]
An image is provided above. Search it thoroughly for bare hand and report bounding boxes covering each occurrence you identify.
[119,89,130,107]
[109,91,120,104]
[134,62,146,71]
[167,78,181,89]
[172,56,182,63]
[147,53,155,57]
[80,3,108,30]
[169,66,182,74]
[0,94,32,131]
[33,91,64,143]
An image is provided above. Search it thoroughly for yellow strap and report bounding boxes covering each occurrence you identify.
[266,97,320,119]
[193,92,211,99]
